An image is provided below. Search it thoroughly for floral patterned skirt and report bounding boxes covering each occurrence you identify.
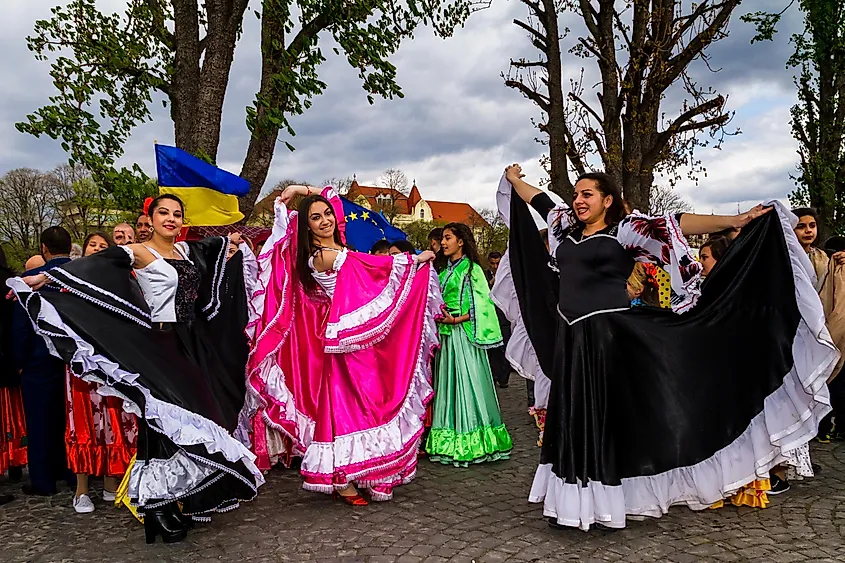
[65,369,137,477]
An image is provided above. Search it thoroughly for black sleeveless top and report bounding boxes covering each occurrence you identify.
[531,193,634,324]
[555,229,634,323]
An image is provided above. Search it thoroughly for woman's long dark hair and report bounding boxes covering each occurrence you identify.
[296,194,345,291]
[443,223,482,267]
[566,172,627,230]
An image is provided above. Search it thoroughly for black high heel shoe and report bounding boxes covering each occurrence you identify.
[143,505,188,544]
[167,503,194,530]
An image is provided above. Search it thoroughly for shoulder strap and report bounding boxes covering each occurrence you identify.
[142,244,163,259]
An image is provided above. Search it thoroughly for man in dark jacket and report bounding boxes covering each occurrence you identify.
[12,226,75,495]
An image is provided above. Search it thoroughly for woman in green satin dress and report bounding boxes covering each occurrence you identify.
[425,223,513,466]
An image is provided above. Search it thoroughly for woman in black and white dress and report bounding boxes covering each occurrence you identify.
[9,194,262,543]
[491,164,836,531]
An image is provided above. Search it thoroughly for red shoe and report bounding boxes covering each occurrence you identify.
[332,490,369,506]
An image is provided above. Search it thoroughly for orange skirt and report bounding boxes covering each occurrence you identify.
[710,479,771,509]
[65,369,138,477]
[0,386,27,474]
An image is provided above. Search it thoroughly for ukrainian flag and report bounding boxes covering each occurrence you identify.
[155,144,250,226]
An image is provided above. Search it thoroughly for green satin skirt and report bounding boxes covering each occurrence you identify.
[425,327,512,466]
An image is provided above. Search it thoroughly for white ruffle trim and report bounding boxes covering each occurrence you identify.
[7,278,265,509]
[324,253,412,342]
[249,264,440,487]
[128,450,220,505]
[490,248,552,410]
[530,201,837,531]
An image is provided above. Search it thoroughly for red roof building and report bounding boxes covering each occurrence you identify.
[253,179,490,231]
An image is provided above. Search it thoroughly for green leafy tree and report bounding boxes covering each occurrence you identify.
[18,0,482,221]
[473,208,509,258]
[744,1,845,238]
[403,219,446,250]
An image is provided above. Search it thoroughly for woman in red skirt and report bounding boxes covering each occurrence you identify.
[67,232,138,514]
[0,247,26,506]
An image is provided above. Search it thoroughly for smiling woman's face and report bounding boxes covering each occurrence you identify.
[150,198,184,239]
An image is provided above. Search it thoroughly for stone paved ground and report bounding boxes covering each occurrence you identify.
[2,380,845,563]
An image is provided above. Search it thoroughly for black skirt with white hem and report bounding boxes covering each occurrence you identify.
[496,185,836,531]
[7,243,263,520]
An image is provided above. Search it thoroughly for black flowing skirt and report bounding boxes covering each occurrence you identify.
[7,245,261,519]
[497,188,836,530]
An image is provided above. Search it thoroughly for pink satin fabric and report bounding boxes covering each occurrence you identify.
[245,188,441,500]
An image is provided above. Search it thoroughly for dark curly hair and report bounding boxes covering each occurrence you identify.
[567,172,627,228]
[442,222,481,267]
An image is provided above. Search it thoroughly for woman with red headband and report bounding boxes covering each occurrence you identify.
[9,193,262,543]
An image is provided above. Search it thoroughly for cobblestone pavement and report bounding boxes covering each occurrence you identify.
[2,380,845,563]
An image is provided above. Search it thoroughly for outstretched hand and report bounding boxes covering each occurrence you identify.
[229,232,243,245]
[505,164,525,184]
[734,204,772,228]
[416,250,435,263]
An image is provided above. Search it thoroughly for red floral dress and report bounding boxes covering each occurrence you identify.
[65,368,138,477]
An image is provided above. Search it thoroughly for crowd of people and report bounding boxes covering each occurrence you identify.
[0,167,842,540]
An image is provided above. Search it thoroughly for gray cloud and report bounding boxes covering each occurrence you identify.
[0,0,809,218]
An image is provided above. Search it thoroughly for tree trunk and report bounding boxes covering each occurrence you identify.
[171,0,202,154]
[541,0,573,203]
[238,9,285,220]
[194,1,250,162]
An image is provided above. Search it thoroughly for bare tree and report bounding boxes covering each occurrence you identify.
[248,178,310,227]
[475,208,510,257]
[374,168,411,225]
[0,169,60,260]
[504,0,740,210]
[47,164,112,241]
[322,176,356,195]
[649,184,693,215]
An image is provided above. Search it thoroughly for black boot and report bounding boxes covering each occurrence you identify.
[143,503,188,544]
[166,503,194,530]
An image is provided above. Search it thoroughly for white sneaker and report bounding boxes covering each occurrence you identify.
[73,494,95,514]
[102,490,116,503]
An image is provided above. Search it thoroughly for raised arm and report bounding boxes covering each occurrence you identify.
[505,164,543,204]
[679,204,771,236]
[278,184,324,203]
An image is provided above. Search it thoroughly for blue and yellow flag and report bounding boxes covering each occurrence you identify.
[341,197,408,252]
[155,144,250,226]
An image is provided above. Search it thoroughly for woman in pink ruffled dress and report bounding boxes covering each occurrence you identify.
[240,185,443,505]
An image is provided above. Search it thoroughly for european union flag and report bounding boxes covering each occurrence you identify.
[341,197,408,252]
[155,144,250,226]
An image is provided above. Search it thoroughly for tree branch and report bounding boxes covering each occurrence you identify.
[568,91,604,126]
[513,18,547,48]
[145,0,175,49]
[587,128,609,168]
[511,59,547,68]
[646,96,726,163]
[662,1,739,90]
[523,0,545,19]
[504,79,550,112]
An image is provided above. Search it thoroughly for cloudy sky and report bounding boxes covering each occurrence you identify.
[0,1,803,215]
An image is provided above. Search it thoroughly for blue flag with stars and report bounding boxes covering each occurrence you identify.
[341,197,408,252]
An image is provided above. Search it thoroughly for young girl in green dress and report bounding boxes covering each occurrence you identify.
[426,223,513,466]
